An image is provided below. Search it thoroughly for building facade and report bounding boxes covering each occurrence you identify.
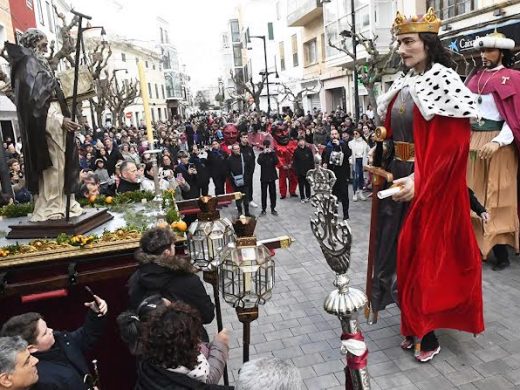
[273,0,304,114]
[286,0,328,113]
[157,17,190,119]
[8,0,36,41]
[321,0,398,116]
[437,0,520,75]
[0,0,14,44]
[102,38,168,127]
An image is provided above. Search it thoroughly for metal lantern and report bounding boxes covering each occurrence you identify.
[220,239,274,309]
[220,216,275,362]
[187,197,235,271]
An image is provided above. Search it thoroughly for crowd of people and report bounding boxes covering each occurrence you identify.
[2,105,379,222]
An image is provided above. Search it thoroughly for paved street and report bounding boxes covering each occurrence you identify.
[206,167,520,390]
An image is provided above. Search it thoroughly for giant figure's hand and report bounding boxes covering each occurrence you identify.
[62,118,81,133]
[478,142,500,159]
[392,175,414,203]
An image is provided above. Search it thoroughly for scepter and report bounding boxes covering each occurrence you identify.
[65,9,92,221]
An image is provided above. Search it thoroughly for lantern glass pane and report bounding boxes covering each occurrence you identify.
[219,243,275,309]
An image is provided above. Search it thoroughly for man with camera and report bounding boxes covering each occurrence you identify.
[257,139,279,216]
[321,129,352,220]
[174,151,200,200]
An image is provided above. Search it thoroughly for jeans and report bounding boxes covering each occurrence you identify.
[353,157,364,192]
[297,175,311,200]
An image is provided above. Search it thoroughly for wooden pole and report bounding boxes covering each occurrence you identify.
[137,61,154,145]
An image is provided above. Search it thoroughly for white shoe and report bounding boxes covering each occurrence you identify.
[250,201,259,208]
[358,191,367,201]
[353,192,358,202]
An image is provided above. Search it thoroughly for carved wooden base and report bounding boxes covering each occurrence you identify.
[7,208,113,239]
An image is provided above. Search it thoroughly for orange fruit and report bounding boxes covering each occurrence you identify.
[172,220,188,232]
[105,196,113,204]
[88,195,97,203]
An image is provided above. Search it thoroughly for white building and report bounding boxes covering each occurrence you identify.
[273,0,305,113]
[157,17,191,118]
[321,0,398,115]
[70,0,192,122]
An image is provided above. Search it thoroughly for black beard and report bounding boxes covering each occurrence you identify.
[483,60,500,69]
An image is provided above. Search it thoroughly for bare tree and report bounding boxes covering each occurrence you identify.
[229,70,267,112]
[85,39,112,128]
[278,80,323,115]
[47,5,79,70]
[225,86,249,111]
[328,29,398,125]
[105,71,139,127]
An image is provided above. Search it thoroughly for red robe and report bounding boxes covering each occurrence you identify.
[393,104,484,338]
[466,67,520,149]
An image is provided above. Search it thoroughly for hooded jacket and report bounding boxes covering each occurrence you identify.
[127,252,215,325]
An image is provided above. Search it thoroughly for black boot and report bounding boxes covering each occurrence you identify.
[492,244,511,271]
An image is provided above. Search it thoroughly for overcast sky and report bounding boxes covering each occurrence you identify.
[69,0,236,90]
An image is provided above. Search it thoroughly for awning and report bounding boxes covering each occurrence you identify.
[441,19,520,54]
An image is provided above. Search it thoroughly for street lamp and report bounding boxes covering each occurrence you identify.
[219,216,275,363]
[249,35,272,115]
[187,196,234,385]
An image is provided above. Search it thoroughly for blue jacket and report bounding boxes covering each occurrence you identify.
[33,311,106,389]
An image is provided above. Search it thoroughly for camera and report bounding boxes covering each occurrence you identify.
[329,151,344,166]
[161,169,173,179]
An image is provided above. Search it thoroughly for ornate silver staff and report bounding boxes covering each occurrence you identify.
[306,156,370,390]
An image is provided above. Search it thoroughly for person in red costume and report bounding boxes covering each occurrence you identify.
[271,123,298,199]
[376,8,484,363]
[220,124,239,193]
[466,31,520,271]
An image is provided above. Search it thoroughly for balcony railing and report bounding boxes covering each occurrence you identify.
[287,0,322,27]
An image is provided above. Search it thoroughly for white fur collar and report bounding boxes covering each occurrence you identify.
[377,63,478,121]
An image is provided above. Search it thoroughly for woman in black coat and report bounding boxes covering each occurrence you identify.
[127,227,215,341]
[292,136,315,201]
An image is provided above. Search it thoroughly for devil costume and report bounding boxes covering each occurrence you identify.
[6,36,82,222]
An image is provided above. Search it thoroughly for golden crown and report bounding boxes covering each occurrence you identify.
[392,7,442,35]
